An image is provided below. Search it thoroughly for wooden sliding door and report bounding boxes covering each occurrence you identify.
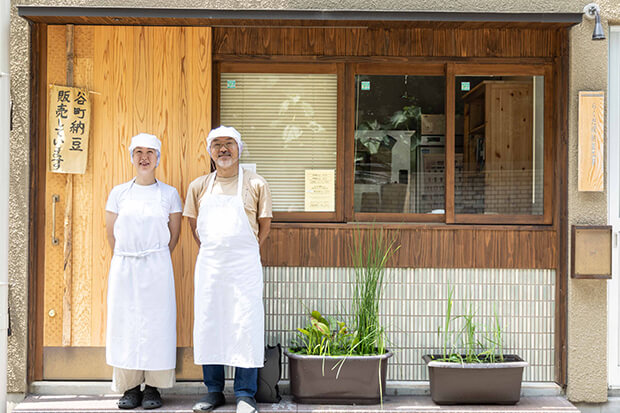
[41,25,211,378]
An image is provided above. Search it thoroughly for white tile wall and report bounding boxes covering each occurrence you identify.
[263,267,555,382]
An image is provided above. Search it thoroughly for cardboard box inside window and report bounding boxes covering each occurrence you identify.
[421,114,445,135]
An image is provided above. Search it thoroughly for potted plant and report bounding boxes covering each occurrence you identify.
[423,286,528,405]
[284,228,399,404]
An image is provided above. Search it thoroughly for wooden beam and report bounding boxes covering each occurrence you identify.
[445,63,455,224]
[554,30,570,387]
[16,6,583,27]
[61,24,74,347]
[27,21,48,383]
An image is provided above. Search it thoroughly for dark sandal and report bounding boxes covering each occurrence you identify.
[118,385,142,409]
[142,385,163,409]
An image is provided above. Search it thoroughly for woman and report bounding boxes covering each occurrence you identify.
[105,133,182,410]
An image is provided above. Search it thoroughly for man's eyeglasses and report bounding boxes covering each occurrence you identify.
[211,141,236,151]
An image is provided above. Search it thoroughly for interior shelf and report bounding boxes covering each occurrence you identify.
[469,123,486,135]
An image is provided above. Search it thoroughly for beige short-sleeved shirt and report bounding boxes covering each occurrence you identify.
[183,170,272,240]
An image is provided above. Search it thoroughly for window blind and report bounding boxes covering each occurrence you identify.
[220,73,338,212]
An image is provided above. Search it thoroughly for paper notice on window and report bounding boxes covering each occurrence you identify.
[305,169,335,212]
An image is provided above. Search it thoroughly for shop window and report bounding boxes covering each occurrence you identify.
[454,75,544,216]
[354,75,446,214]
[220,72,338,214]
[218,63,551,225]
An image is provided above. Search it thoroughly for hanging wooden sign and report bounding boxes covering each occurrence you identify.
[48,84,90,174]
[578,91,605,192]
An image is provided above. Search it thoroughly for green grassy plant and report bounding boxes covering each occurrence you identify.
[291,227,399,358]
[350,227,400,356]
[288,228,399,406]
[434,286,506,364]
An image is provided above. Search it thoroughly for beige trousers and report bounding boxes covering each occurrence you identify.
[112,367,176,393]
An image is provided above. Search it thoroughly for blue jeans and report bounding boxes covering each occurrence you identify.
[202,365,257,398]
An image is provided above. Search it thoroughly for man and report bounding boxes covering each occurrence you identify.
[184,126,272,413]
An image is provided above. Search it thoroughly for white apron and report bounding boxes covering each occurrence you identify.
[193,167,265,368]
[106,180,177,371]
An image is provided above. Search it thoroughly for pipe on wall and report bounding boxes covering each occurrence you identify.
[1,0,10,410]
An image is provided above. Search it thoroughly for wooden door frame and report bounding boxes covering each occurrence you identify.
[28,21,48,382]
[554,30,570,387]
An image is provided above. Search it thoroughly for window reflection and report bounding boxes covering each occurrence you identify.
[455,76,544,215]
[354,75,446,214]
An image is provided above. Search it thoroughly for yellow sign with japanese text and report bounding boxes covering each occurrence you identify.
[48,85,90,174]
[304,169,335,212]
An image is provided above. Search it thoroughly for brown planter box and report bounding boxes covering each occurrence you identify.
[422,354,528,405]
[285,350,392,404]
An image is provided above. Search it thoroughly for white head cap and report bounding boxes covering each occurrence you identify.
[206,126,243,155]
[129,133,162,167]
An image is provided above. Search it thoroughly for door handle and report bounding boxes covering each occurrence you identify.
[52,194,60,246]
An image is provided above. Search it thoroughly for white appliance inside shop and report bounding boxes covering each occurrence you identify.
[415,134,445,213]
[414,114,446,213]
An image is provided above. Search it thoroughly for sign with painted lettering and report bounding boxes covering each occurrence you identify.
[304,169,335,212]
[578,91,605,191]
[48,85,91,174]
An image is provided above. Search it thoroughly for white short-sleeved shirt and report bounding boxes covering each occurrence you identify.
[106,179,183,215]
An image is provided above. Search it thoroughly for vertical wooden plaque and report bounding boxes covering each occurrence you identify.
[578,91,605,192]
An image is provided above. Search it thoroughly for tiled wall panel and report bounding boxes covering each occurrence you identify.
[263,267,555,382]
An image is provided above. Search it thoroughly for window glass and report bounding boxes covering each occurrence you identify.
[220,73,337,212]
[354,75,446,214]
[455,76,544,215]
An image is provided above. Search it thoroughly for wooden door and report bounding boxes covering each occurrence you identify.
[41,25,211,379]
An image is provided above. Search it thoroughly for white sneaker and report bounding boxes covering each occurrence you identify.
[236,397,258,413]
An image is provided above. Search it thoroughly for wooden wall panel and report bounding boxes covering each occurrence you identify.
[44,25,212,347]
[453,229,474,267]
[261,226,556,269]
[213,27,561,59]
[71,25,95,346]
[42,25,67,346]
[324,28,346,56]
[180,27,213,346]
[90,26,114,347]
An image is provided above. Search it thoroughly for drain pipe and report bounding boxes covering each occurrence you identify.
[0,0,11,410]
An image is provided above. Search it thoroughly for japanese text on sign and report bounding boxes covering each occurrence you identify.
[48,85,91,174]
[304,169,335,212]
[578,91,604,192]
